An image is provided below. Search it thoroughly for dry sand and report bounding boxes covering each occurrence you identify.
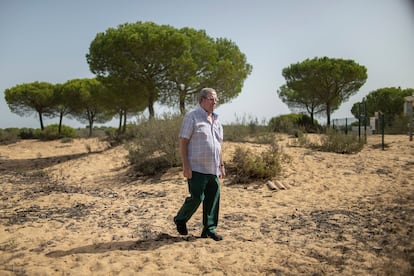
[0,135,413,275]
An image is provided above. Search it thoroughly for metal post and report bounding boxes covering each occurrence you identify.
[381,113,385,150]
[364,101,367,143]
[410,121,413,141]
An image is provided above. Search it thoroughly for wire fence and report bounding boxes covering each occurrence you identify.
[331,116,372,144]
[332,117,358,130]
[332,117,370,134]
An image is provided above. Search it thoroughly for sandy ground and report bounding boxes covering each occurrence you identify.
[0,134,413,275]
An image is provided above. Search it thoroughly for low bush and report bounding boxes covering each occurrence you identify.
[105,125,138,146]
[384,114,410,134]
[224,115,269,142]
[38,124,78,140]
[268,113,320,134]
[319,129,364,153]
[0,128,20,144]
[19,128,37,139]
[230,140,290,183]
[297,129,364,154]
[126,115,182,176]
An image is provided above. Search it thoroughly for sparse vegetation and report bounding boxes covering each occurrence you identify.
[293,128,365,154]
[0,125,77,144]
[229,140,290,183]
[319,129,365,153]
[18,128,37,139]
[268,113,321,135]
[223,114,269,143]
[38,124,77,141]
[0,128,20,144]
[0,115,366,179]
[125,115,182,176]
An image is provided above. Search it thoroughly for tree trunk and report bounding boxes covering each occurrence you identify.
[180,100,185,115]
[326,104,331,127]
[58,113,64,135]
[148,97,155,119]
[179,90,186,115]
[122,110,127,133]
[118,110,123,134]
[88,111,94,137]
[38,112,44,130]
[88,121,93,137]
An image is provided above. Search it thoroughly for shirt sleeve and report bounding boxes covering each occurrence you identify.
[179,113,194,139]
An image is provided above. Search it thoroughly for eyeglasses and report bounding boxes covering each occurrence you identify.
[204,96,219,102]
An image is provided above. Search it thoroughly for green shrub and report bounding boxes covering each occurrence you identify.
[385,114,410,134]
[230,141,290,183]
[133,157,171,176]
[0,128,20,144]
[268,114,320,134]
[126,115,182,176]
[224,114,269,142]
[19,128,37,139]
[105,124,138,146]
[320,129,364,153]
[288,130,308,147]
[38,124,77,140]
[299,129,364,154]
[104,127,119,141]
[223,124,251,142]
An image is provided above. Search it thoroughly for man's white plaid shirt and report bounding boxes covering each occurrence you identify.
[179,107,223,176]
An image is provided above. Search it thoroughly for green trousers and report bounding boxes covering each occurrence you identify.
[174,171,221,234]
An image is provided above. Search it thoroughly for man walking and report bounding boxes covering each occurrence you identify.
[174,87,225,241]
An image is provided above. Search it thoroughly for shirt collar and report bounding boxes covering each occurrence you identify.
[196,106,218,120]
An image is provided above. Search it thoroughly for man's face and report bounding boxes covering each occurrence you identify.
[201,91,218,113]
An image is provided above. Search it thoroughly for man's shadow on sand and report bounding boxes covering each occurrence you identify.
[46,233,197,258]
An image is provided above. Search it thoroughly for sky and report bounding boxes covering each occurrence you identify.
[1,0,413,128]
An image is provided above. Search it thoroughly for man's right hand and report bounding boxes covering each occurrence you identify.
[183,166,192,179]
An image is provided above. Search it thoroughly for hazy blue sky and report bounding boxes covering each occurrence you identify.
[1,0,413,128]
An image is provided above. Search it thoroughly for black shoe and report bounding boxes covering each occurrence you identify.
[201,231,223,241]
[174,219,188,235]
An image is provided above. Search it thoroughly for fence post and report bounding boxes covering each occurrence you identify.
[381,113,385,150]
[364,101,367,143]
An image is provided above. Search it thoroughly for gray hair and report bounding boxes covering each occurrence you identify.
[199,87,216,102]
